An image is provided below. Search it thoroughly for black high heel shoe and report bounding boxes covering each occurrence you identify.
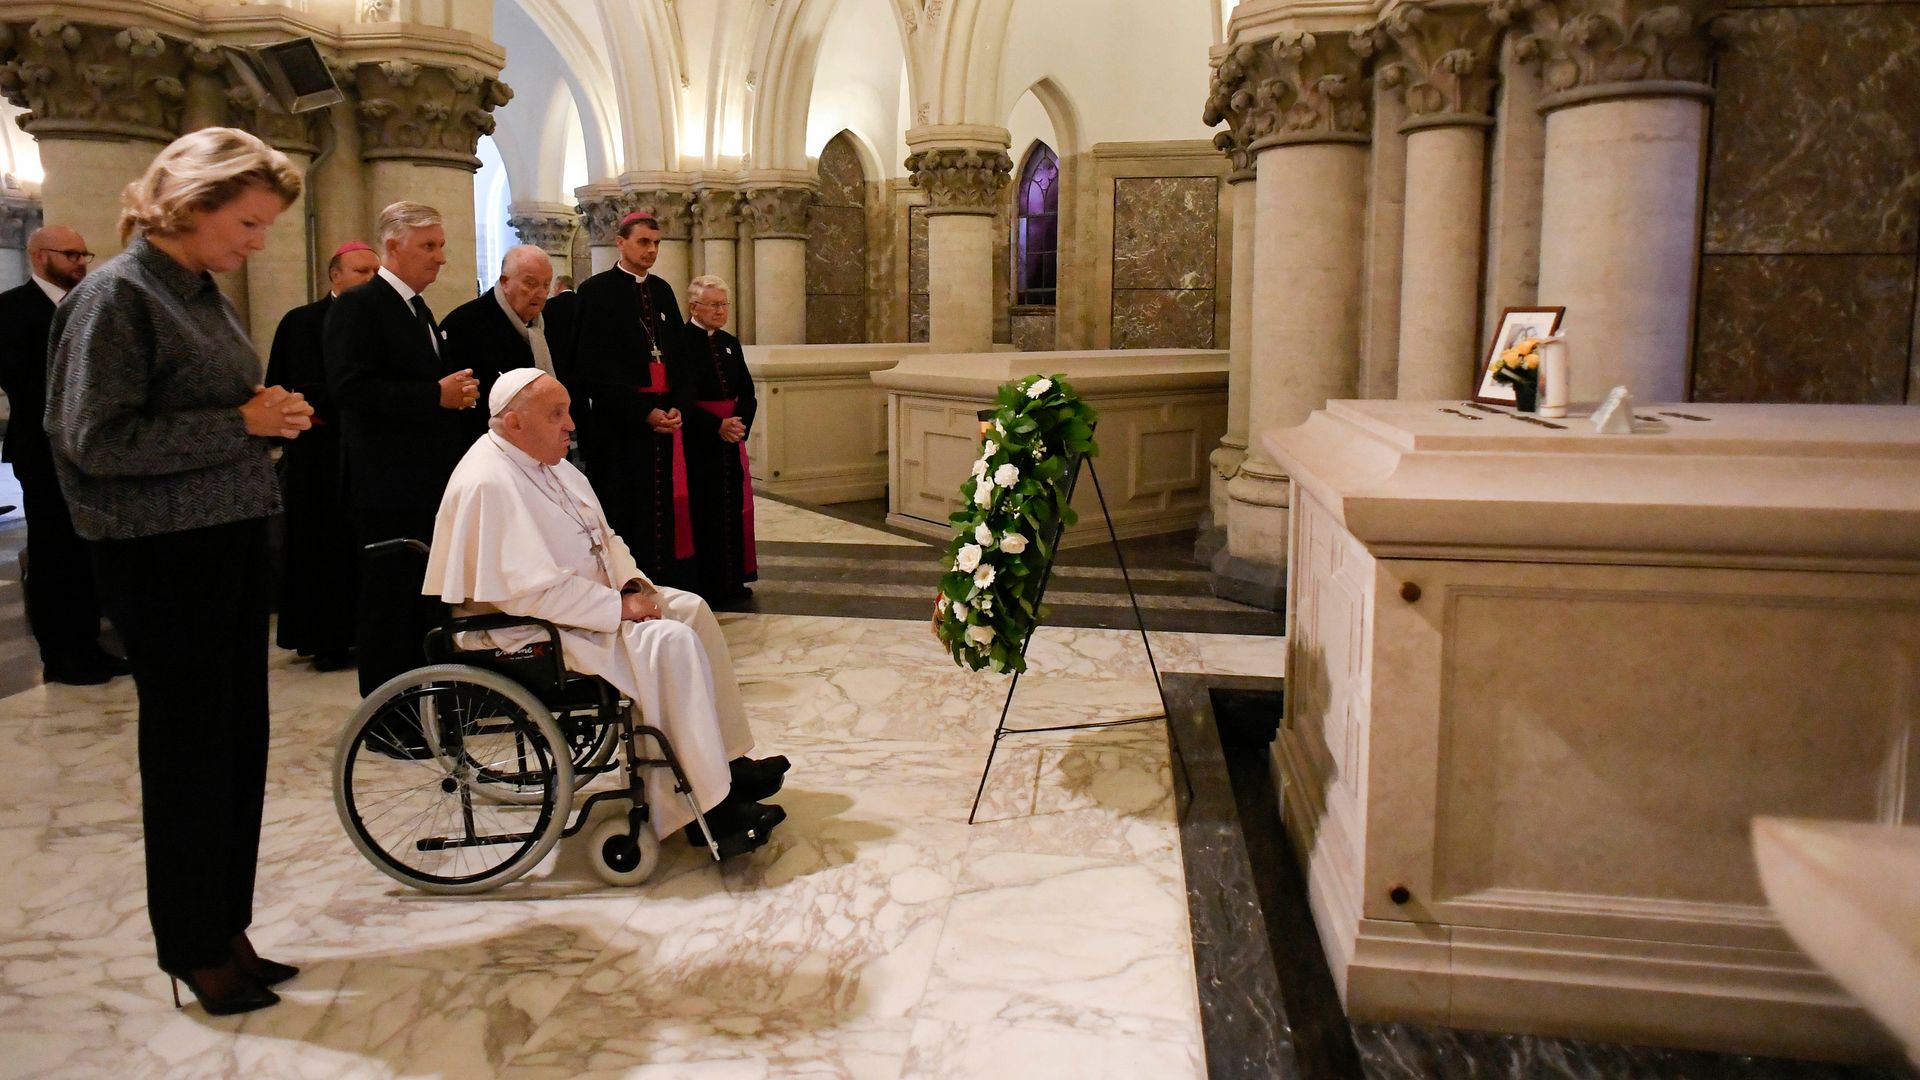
[231,934,299,987]
[163,961,279,1016]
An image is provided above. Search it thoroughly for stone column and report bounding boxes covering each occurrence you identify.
[507,201,579,280]
[576,185,630,277]
[225,78,320,355]
[1203,129,1257,565]
[0,16,190,263]
[351,57,512,315]
[0,190,41,293]
[1369,1,1500,401]
[905,127,1013,353]
[1494,0,1717,402]
[695,184,744,302]
[630,184,692,303]
[1205,28,1372,607]
[744,178,813,345]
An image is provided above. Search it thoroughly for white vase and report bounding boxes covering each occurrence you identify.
[1538,339,1570,418]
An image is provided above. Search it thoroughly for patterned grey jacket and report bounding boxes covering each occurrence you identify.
[46,235,278,541]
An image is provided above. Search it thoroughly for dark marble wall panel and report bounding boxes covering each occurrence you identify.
[1114,177,1219,290]
[1113,288,1216,349]
[1694,1,1920,403]
[808,134,870,345]
[1704,6,1920,254]
[1693,253,1915,403]
[1011,311,1056,352]
[908,204,928,343]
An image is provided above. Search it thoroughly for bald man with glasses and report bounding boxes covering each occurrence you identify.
[0,227,128,684]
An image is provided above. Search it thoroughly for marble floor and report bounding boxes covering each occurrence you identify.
[0,493,1287,1079]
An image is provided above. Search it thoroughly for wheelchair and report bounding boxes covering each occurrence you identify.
[331,539,722,895]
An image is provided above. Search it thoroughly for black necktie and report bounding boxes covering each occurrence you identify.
[410,295,439,354]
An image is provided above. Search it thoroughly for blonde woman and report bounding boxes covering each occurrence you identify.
[46,127,314,1016]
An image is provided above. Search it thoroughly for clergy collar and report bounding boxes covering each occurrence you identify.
[492,283,542,337]
[377,264,420,303]
[689,317,718,335]
[614,261,651,284]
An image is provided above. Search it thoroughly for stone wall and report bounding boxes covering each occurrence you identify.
[907,203,929,343]
[806,134,869,344]
[1692,0,1920,404]
[1111,176,1221,348]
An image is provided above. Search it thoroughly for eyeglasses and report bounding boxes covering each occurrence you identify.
[694,299,730,308]
[39,248,94,264]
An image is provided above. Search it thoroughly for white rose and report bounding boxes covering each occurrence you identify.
[973,565,996,589]
[994,419,1005,435]
[955,543,982,572]
[953,601,970,621]
[1000,532,1029,555]
[936,595,949,613]
[994,463,1020,487]
[973,482,993,507]
[1026,377,1053,398]
[971,456,987,479]
[974,523,994,546]
[977,595,993,612]
[982,439,998,458]
[966,624,994,645]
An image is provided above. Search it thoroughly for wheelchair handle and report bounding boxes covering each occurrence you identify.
[364,537,431,559]
[424,612,570,690]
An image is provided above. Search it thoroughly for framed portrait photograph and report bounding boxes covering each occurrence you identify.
[1474,306,1565,405]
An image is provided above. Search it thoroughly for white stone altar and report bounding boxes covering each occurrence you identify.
[744,343,926,504]
[874,350,1228,546]
[1265,399,1920,1062]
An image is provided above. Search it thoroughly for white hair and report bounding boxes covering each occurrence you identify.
[688,274,730,304]
[376,200,443,248]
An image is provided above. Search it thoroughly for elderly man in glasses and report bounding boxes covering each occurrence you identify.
[0,227,128,685]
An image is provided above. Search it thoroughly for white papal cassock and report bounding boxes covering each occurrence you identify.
[423,431,755,837]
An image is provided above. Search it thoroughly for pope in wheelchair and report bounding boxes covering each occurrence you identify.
[332,367,788,893]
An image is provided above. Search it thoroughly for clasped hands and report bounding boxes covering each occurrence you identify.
[620,580,662,622]
[719,416,746,443]
[439,368,481,410]
[240,385,315,439]
[646,407,682,436]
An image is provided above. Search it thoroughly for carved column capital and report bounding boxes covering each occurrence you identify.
[1362,1,1501,130]
[351,58,512,168]
[903,147,1012,215]
[507,208,578,255]
[743,185,813,239]
[1489,0,1719,110]
[0,16,191,142]
[221,74,319,155]
[575,187,639,246]
[0,190,41,249]
[695,187,745,239]
[1205,29,1373,152]
[635,188,692,240]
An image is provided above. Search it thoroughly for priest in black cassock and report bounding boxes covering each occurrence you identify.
[555,209,696,589]
[265,240,380,671]
[674,275,757,602]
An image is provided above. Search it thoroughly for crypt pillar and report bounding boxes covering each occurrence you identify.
[350,57,512,315]
[630,183,692,303]
[1367,1,1500,401]
[905,126,1013,354]
[507,201,579,280]
[743,175,814,346]
[576,184,632,277]
[220,55,321,350]
[0,17,191,265]
[0,185,41,292]
[694,181,745,308]
[1206,27,1372,608]
[1203,128,1257,562]
[1493,0,1719,401]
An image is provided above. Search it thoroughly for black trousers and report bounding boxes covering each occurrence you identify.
[91,517,270,973]
[18,463,105,668]
[352,508,442,698]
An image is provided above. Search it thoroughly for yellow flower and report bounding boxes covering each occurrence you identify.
[1516,338,1540,356]
[1524,353,1540,370]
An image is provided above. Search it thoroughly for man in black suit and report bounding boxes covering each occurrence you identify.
[265,240,380,672]
[441,244,555,406]
[0,226,128,685]
[323,201,481,696]
[557,209,697,589]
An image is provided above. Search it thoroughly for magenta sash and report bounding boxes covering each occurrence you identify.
[638,364,694,561]
[694,399,758,574]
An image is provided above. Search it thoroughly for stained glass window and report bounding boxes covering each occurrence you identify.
[1014,143,1059,307]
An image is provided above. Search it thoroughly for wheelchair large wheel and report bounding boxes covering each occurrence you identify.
[334,665,574,894]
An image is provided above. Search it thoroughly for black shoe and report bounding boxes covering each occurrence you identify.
[311,652,352,673]
[684,801,786,858]
[79,649,132,677]
[728,755,790,802]
[162,961,279,1016]
[43,662,115,686]
[231,935,299,987]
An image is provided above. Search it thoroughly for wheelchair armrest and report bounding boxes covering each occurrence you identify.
[364,537,431,559]
[424,612,570,690]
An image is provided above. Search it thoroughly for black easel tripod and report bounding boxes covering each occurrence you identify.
[965,441,1184,825]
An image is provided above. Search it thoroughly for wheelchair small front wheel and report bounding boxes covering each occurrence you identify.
[587,816,662,887]
[334,664,573,894]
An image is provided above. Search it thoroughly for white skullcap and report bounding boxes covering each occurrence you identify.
[488,367,550,416]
